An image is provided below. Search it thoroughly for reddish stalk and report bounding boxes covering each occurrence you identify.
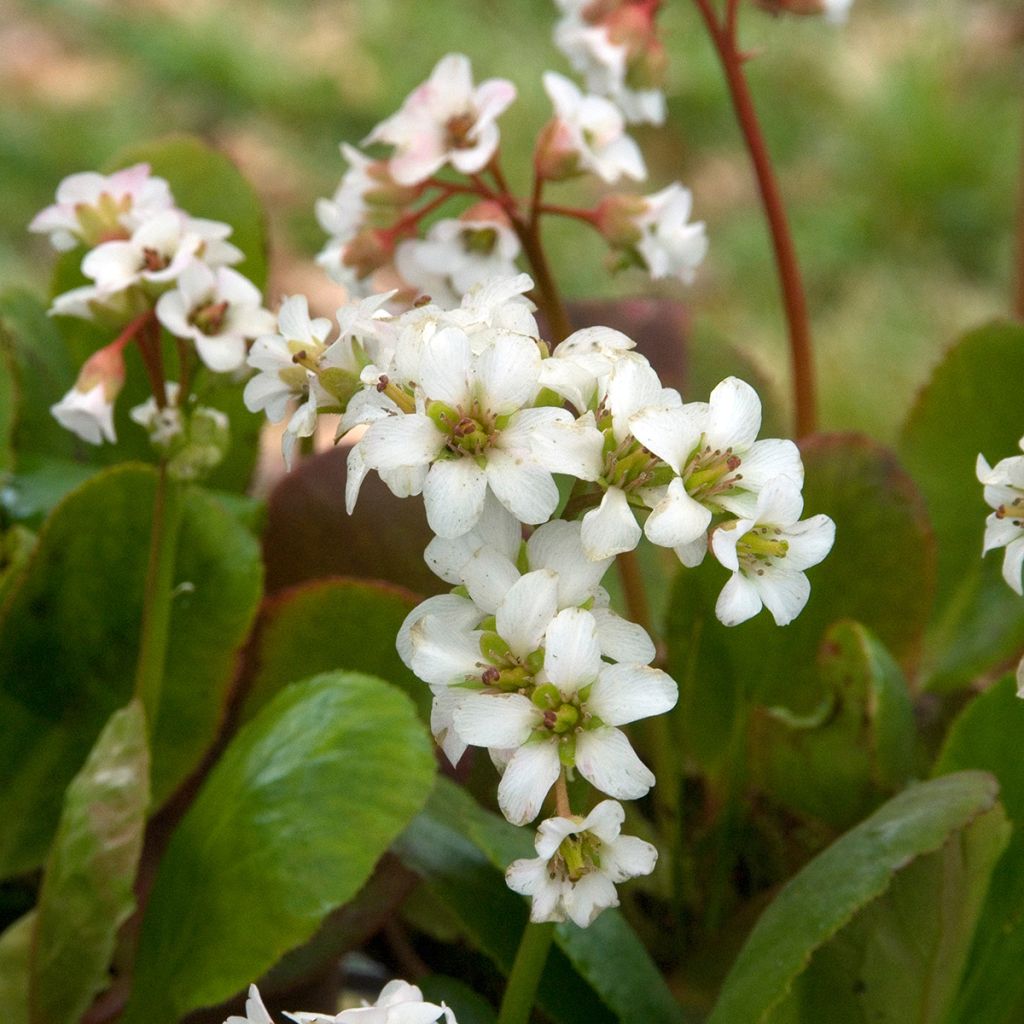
[536,202,600,226]
[133,313,167,409]
[692,0,818,436]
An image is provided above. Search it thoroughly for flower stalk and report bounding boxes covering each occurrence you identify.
[691,0,818,436]
[133,462,184,730]
[496,921,556,1024]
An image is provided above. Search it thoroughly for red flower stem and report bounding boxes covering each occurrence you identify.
[387,190,459,240]
[135,314,167,409]
[692,0,818,436]
[111,309,155,352]
[536,202,600,226]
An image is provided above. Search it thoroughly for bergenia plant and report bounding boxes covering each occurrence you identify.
[5,1,1024,1023]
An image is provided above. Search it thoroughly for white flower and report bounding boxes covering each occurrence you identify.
[506,800,656,926]
[130,382,185,448]
[81,210,241,295]
[365,53,517,186]
[395,207,522,309]
[445,598,677,824]
[553,1,665,125]
[348,325,602,537]
[977,439,1024,596]
[629,376,804,566]
[30,163,174,251]
[51,382,117,445]
[541,72,646,184]
[225,984,275,1024]
[284,980,455,1024]
[50,339,126,445]
[538,325,639,415]
[316,144,378,252]
[156,262,274,372]
[823,0,853,23]
[634,184,708,284]
[710,476,835,626]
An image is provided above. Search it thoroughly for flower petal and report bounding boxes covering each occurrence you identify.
[574,727,655,800]
[543,607,602,694]
[423,457,489,539]
[496,569,559,657]
[454,693,539,747]
[588,663,678,726]
[498,741,561,825]
[715,572,762,626]
[581,487,641,560]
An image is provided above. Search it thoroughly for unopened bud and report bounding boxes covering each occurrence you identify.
[534,119,582,182]
[594,194,647,248]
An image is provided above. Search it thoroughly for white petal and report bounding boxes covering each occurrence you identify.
[629,404,701,474]
[527,520,610,607]
[707,377,762,452]
[461,547,521,613]
[454,693,539,747]
[409,616,483,687]
[590,607,656,663]
[485,453,559,526]
[420,326,473,407]
[577,799,625,843]
[543,607,602,693]
[193,332,247,373]
[397,593,481,667]
[475,333,541,414]
[602,834,658,882]
[565,870,619,927]
[710,521,749,573]
[423,458,489,539]
[755,475,804,526]
[753,569,811,626]
[588,663,678,726]
[1003,537,1024,596]
[674,536,708,568]
[525,410,605,481]
[496,569,559,657]
[644,477,712,548]
[580,487,641,560]
[783,515,836,571]
[498,741,562,825]
[361,414,445,472]
[715,572,763,626]
[574,727,655,800]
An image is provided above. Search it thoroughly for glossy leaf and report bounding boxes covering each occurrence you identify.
[666,434,934,773]
[752,621,916,828]
[900,320,1024,690]
[0,464,261,877]
[241,577,430,723]
[708,771,1000,1024]
[29,701,150,1024]
[123,672,435,1022]
[0,913,33,1024]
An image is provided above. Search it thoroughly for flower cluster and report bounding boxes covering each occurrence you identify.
[314,49,705,308]
[244,273,835,923]
[33,163,273,466]
[227,980,455,1024]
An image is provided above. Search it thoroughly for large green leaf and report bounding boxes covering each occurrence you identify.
[707,772,1000,1024]
[29,701,150,1024]
[768,803,1008,1024]
[752,621,916,828]
[122,672,436,1022]
[0,464,261,877]
[933,674,1024,1023]
[0,913,34,1024]
[900,320,1024,690]
[396,778,685,1024]
[666,434,934,773]
[242,577,430,723]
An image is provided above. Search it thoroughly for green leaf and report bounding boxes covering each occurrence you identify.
[29,700,150,1024]
[0,456,98,528]
[0,913,34,1024]
[396,778,685,1024]
[899,320,1024,690]
[0,464,262,877]
[707,771,1000,1024]
[242,578,430,723]
[666,434,934,772]
[933,675,1024,1023]
[122,672,436,1022]
[753,621,916,828]
[769,803,1009,1024]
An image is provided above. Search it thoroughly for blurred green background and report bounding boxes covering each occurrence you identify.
[2,0,1021,442]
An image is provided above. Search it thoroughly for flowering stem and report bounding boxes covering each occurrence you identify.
[536,203,600,226]
[554,772,572,817]
[692,0,818,436]
[133,462,183,731]
[135,316,167,409]
[497,921,556,1024]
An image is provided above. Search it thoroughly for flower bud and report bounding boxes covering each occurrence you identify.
[49,341,126,445]
[594,194,647,248]
[534,118,583,182]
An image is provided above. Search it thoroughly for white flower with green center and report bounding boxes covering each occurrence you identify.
[395,211,522,309]
[977,439,1024,596]
[349,325,602,537]
[366,53,517,186]
[156,261,274,372]
[424,512,655,664]
[445,602,677,824]
[576,356,682,560]
[711,476,835,626]
[30,163,174,252]
[285,980,456,1024]
[630,376,804,567]
[506,799,657,926]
